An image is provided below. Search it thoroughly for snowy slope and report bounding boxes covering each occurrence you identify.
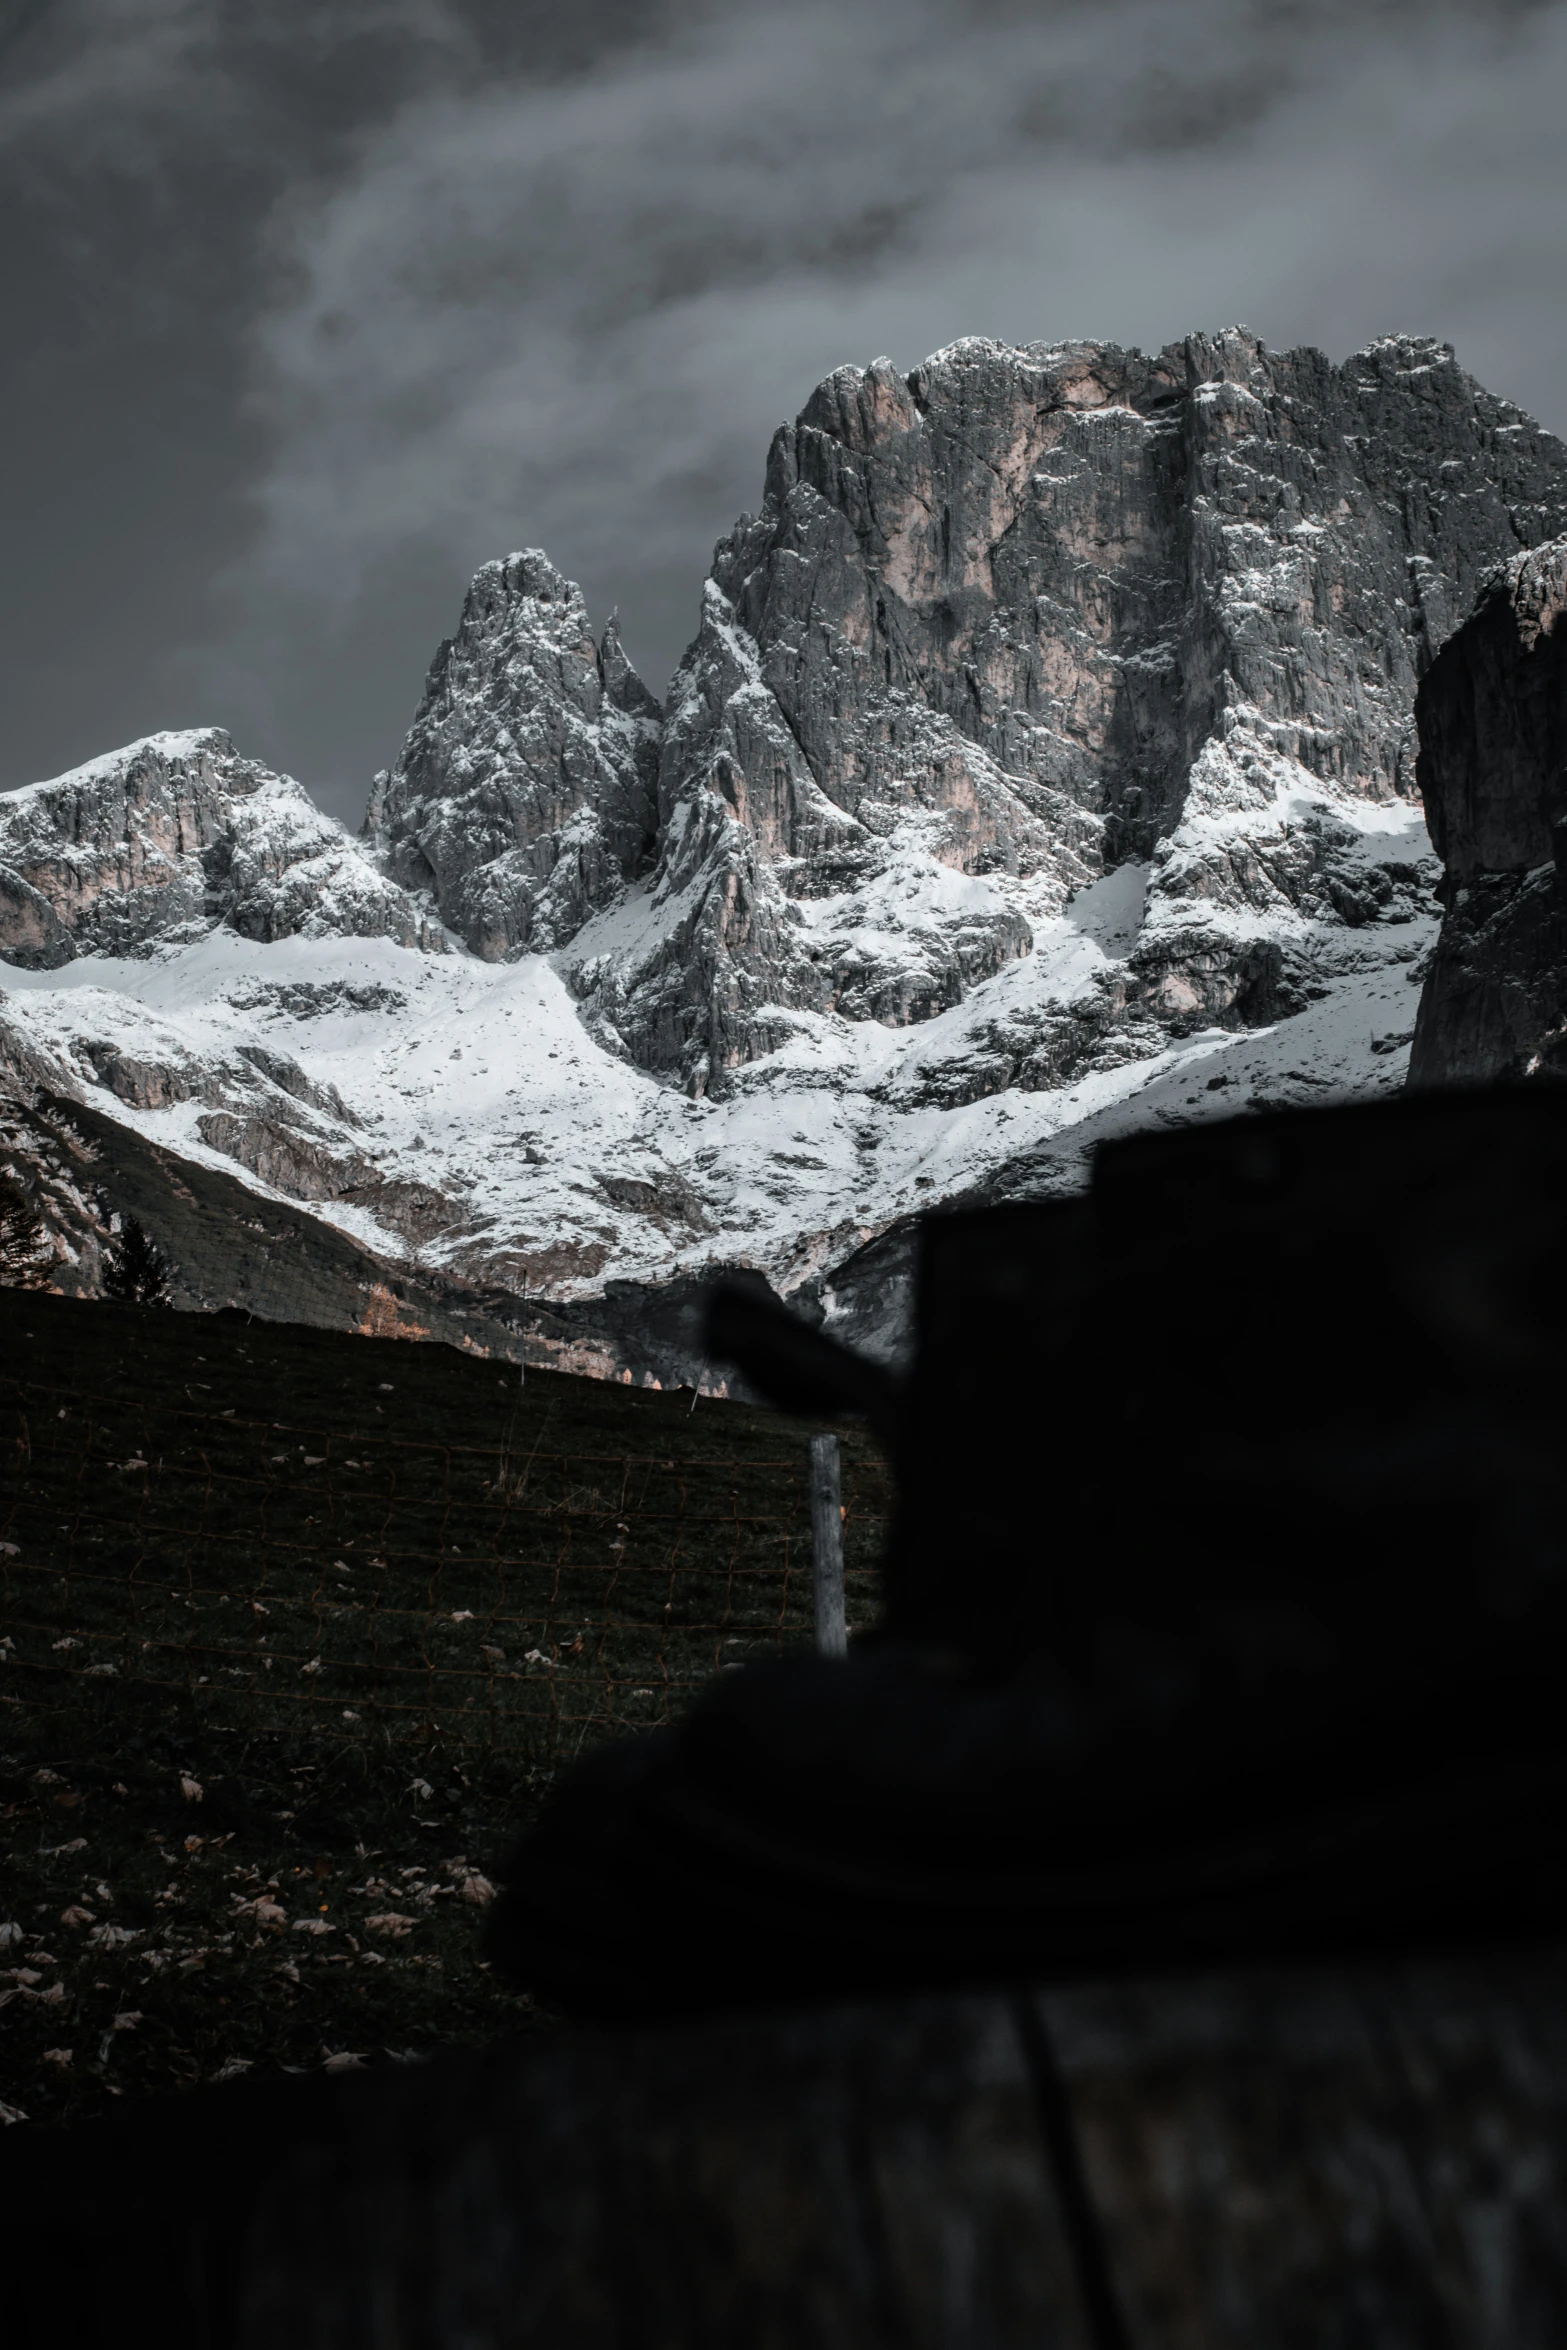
[0,786,1436,1319]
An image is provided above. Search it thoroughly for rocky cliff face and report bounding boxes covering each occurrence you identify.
[640,330,1565,1099]
[0,729,434,966]
[1409,535,1567,1083]
[366,553,662,961]
[366,332,1566,1100]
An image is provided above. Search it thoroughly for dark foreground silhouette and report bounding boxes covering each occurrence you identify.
[488,1085,1567,2014]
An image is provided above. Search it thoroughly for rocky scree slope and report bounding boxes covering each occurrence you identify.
[1410,534,1567,1084]
[2,330,1565,1366]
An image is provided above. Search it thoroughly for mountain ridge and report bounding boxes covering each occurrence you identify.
[3,326,1565,1369]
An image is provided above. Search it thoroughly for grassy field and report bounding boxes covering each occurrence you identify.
[0,1289,890,2126]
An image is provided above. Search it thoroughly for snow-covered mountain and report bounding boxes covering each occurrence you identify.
[3,330,1565,1370]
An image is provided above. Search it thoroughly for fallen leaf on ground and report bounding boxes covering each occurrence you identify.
[59,1905,95,1928]
[180,1776,203,1803]
[235,1896,287,1930]
[84,1924,132,1952]
[41,2048,72,2068]
[363,1913,418,1940]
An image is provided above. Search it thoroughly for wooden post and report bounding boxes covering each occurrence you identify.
[808,1433,847,1658]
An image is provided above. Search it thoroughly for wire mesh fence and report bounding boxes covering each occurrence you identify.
[0,1374,891,1767]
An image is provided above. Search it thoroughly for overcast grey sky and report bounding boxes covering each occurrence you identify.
[4,0,1565,822]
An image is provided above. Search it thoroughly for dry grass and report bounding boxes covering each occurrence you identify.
[0,1290,889,2125]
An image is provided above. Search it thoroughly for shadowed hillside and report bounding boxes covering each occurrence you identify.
[0,1288,887,2125]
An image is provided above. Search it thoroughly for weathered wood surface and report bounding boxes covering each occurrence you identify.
[235,1993,1090,2350]
[7,1946,1567,2348]
[1042,1952,1567,2348]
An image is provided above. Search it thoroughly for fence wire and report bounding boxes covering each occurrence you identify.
[0,1376,890,1763]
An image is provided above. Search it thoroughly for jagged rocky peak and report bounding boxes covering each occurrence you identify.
[744,326,1567,840]
[569,328,1567,1093]
[366,549,663,961]
[0,726,434,968]
[1410,533,1567,1083]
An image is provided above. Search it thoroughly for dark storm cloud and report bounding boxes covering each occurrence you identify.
[4,0,1566,820]
[0,0,713,796]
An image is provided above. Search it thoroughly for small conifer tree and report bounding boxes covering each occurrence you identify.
[0,1173,51,1289]
[103,1215,171,1306]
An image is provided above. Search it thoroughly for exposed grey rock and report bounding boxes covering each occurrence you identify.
[76,1041,205,1112]
[195,1110,376,1201]
[0,728,435,963]
[0,999,79,1101]
[221,979,411,1020]
[1410,534,1567,1083]
[59,1026,360,1135]
[190,1111,461,1251]
[234,1044,361,1128]
[367,551,662,958]
[0,866,75,970]
[552,331,1567,1094]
